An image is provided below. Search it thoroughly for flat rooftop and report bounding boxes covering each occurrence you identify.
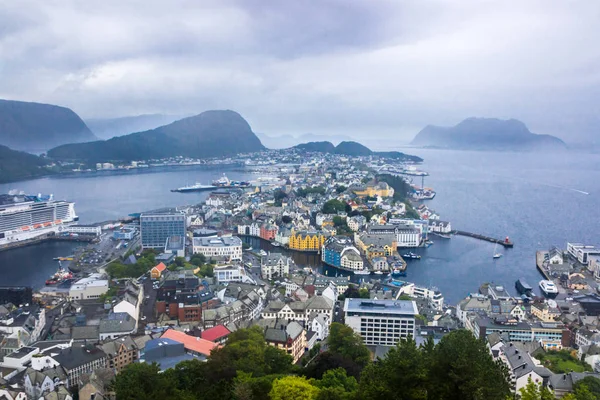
[344,299,418,315]
[193,236,241,247]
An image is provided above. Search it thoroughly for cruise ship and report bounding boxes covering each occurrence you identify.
[171,183,216,193]
[0,192,78,248]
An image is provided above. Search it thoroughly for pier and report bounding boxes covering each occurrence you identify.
[452,230,514,248]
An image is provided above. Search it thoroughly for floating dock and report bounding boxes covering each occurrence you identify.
[452,230,514,248]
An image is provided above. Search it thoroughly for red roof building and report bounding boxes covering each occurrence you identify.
[161,329,220,358]
[200,325,231,344]
[151,262,167,279]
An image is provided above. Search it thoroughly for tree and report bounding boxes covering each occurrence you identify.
[427,330,511,400]
[282,215,293,224]
[190,254,206,266]
[332,216,346,227]
[335,185,347,194]
[174,257,186,267]
[113,362,192,400]
[303,352,363,380]
[358,338,428,400]
[323,200,347,214]
[274,189,288,206]
[328,323,371,367]
[574,376,600,398]
[519,377,554,400]
[358,288,370,298]
[269,376,320,400]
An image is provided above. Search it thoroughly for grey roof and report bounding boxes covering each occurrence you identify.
[78,368,115,392]
[25,366,67,386]
[99,313,136,334]
[286,321,304,340]
[344,298,418,316]
[500,342,536,379]
[100,335,138,356]
[261,253,289,266]
[193,236,242,247]
[53,345,106,370]
[71,326,99,340]
[264,328,288,343]
[43,386,72,400]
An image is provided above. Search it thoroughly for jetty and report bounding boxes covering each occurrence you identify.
[452,230,514,248]
[535,251,551,280]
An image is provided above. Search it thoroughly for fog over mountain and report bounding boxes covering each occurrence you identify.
[1,2,600,144]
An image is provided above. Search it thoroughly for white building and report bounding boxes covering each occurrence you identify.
[347,216,366,232]
[428,220,452,234]
[311,314,330,341]
[261,253,291,280]
[214,265,254,284]
[192,236,242,260]
[396,283,444,310]
[343,298,418,346]
[63,225,102,236]
[567,243,600,265]
[68,273,109,300]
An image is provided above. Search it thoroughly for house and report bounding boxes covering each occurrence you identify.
[141,338,196,372]
[261,296,334,323]
[52,345,107,388]
[151,262,167,280]
[200,325,231,344]
[498,342,549,393]
[160,329,220,359]
[264,320,307,363]
[288,230,327,252]
[78,368,115,400]
[98,312,136,340]
[261,253,292,280]
[23,367,68,399]
[0,389,26,400]
[100,336,139,373]
[530,302,561,322]
[311,314,330,341]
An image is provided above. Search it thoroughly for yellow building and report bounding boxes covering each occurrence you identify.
[354,233,397,259]
[353,181,394,198]
[289,230,326,251]
[530,302,561,323]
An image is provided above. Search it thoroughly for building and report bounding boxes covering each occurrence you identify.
[355,233,397,259]
[160,329,220,359]
[264,320,307,363]
[260,224,278,240]
[140,211,186,250]
[68,274,109,300]
[98,312,136,340]
[262,296,334,323]
[347,215,367,232]
[499,342,548,393]
[141,338,195,372]
[471,316,569,347]
[113,227,135,240]
[530,302,561,322]
[192,236,242,260]
[567,243,600,265]
[321,236,365,271]
[214,265,253,284]
[23,367,68,399]
[200,325,231,344]
[78,368,115,400]
[261,253,291,280]
[288,230,327,252]
[343,299,418,346]
[64,225,102,236]
[352,182,394,198]
[396,283,444,310]
[150,262,167,279]
[366,224,421,248]
[165,235,185,258]
[100,336,139,373]
[52,345,107,388]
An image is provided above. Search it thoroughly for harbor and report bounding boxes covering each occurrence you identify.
[452,230,514,248]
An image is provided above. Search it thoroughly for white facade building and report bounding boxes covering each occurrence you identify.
[343,299,418,346]
[192,236,242,260]
[63,225,102,236]
[261,253,291,280]
[396,283,444,310]
[68,273,109,300]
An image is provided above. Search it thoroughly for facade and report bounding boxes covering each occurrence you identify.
[192,236,242,260]
[355,233,397,259]
[214,265,252,283]
[140,211,186,249]
[150,262,167,279]
[567,243,600,265]
[68,273,109,300]
[100,336,139,373]
[264,321,307,363]
[472,316,569,347]
[347,215,367,232]
[397,283,444,310]
[530,302,561,322]
[366,224,421,248]
[289,230,327,251]
[64,225,101,236]
[53,346,107,388]
[262,296,334,323]
[261,253,291,280]
[322,236,365,271]
[260,224,278,240]
[352,182,394,198]
[343,299,418,346]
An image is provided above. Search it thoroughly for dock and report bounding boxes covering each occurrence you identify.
[535,251,551,280]
[452,230,514,248]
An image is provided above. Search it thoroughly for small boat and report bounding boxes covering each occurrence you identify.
[171,182,216,193]
[374,271,384,275]
[493,243,502,259]
[539,280,559,298]
[270,241,281,247]
[515,278,533,296]
[391,268,406,277]
[354,269,371,275]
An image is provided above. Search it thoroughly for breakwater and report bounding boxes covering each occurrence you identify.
[452,230,514,248]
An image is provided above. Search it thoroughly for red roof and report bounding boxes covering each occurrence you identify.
[161,329,220,356]
[201,325,231,342]
[152,262,167,272]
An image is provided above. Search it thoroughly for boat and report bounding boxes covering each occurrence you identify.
[245,246,253,251]
[171,182,216,193]
[515,278,533,296]
[212,174,251,188]
[354,269,371,275]
[374,271,385,275]
[259,250,267,256]
[270,241,281,247]
[45,266,73,286]
[493,243,502,259]
[431,232,452,239]
[403,252,421,260]
[539,280,559,298]
[391,268,407,277]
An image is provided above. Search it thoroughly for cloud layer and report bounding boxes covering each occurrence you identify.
[1,0,599,143]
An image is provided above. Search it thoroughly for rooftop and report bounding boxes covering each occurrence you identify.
[193,236,242,247]
[344,299,418,315]
[161,329,220,357]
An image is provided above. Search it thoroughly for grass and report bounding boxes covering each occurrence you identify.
[534,350,593,373]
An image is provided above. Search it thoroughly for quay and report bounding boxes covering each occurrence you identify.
[452,230,514,248]
[535,251,551,280]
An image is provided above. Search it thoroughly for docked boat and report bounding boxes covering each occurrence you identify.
[212,174,251,188]
[270,241,281,247]
[374,271,385,275]
[46,266,73,286]
[402,252,421,260]
[515,278,533,296]
[493,243,502,259]
[354,269,371,275]
[391,267,407,277]
[539,280,559,298]
[171,182,216,193]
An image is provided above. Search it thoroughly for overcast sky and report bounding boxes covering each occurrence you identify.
[1,0,599,143]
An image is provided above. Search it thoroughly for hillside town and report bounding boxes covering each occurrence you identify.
[1,149,600,399]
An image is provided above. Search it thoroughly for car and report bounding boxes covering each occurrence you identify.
[141,316,147,321]
[145,295,150,299]
[565,297,573,301]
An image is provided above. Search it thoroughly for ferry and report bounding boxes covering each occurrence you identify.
[403,252,421,260]
[354,269,371,275]
[0,192,78,248]
[46,266,73,286]
[539,280,559,298]
[212,174,251,188]
[515,278,533,296]
[171,182,216,193]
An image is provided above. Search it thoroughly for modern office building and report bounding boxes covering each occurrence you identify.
[140,211,186,249]
[343,299,418,346]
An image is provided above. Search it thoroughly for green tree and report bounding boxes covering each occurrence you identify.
[358,338,428,400]
[316,368,358,392]
[269,376,320,400]
[273,189,288,206]
[174,257,186,267]
[332,216,346,227]
[427,330,511,400]
[574,377,600,397]
[190,254,206,266]
[282,215,293,224]
[113,362,192,400]
[328,323,371,367]
[358,288,370,299]
[518,377,554,400]
[323,200,346,214]
[335,185,347,194]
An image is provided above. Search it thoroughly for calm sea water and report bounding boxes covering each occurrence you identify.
[1,151,599,304]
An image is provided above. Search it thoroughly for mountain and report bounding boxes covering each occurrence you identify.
[294,141,336,153]
[256,132,354,149]
[0,99,96,152]
[48,110,265,162]
[86,114,185,140]
[0,145,53,183]
[293,140,423,162]
[411,118,567,151]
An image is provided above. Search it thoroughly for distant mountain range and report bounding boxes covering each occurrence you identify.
[256,132,354,149]
[48,110,265,162]
[411,118,566,151]
[85,114,186,140]
[0,99,96,152]
[293,141,423,162]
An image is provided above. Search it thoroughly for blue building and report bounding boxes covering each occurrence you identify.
[140,210,186,249]
[322,236,364,271]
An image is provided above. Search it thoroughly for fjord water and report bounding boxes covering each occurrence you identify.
[1,151,599,304]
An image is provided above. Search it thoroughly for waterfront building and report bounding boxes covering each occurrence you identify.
[355,232,397,259]
[428,220,452,234]
[0,193,78,248]
[140,210,186,250]
[343,299,418,346]
[237,222,261,237]
[352,181,394,198]
[366,223,421,248]
[259,223,278,240]
[261,253,291,280]
[321,236,364,271]
[64,224,101,236]
[68,273,109,300]
[288,229,326,252]
[192,236,242,260]
[567,243,600,265]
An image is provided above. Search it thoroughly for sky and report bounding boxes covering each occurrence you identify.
[1,0,600,144]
